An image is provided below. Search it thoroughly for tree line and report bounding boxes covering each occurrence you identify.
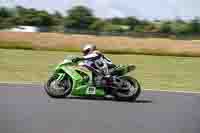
[1,5,200,36]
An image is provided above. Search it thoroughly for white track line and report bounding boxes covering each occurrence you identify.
[0,82,199,94]
[0,81,42,85]
[145,89,200,94]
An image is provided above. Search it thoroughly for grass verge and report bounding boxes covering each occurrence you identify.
[0,48,200,92]
[0,41,34,50]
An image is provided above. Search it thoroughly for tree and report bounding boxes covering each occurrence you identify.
[144,23,158,32]
[159,22,172,33]
[108,17,123,25]
[107,17,140,31]
[89,19,106,32]
[53,11,63,19]
[36,11,56,26]
[175,18,185,24]
[103,23,122,32]
[0,7,15,29]
[15,6,39,25]
[64,6,96,30]
[14,6,57,26]
[134,25,146,32]
[169,21,192,35]
[52,11,64,25]
[0,17,14,29]
[189,17,200,33]
[0,7,13,18]
[123,17,140,30]
[15,6,28,17]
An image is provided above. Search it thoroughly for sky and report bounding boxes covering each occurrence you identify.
[0,0,200,20]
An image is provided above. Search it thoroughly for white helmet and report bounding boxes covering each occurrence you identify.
[82,44,96,55]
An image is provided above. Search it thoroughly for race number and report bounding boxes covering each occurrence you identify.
[86,87,96,95]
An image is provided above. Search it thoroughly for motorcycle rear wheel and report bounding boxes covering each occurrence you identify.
[114,76,141,101]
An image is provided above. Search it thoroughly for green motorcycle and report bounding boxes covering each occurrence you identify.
[44,56,141,101]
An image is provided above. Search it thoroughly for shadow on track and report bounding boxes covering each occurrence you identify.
[62,96,153,103]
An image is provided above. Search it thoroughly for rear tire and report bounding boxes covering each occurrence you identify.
[44,74,72,98]
[114,76,141,101]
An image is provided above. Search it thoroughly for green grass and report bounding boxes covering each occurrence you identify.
[0,48,200,92]
[0,41,34,50]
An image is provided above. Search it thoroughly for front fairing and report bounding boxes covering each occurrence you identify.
[55,55,81,70]
[53,57,105,97]
[56,59,73,69]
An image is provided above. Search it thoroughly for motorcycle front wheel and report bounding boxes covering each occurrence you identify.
[44,73,72,98]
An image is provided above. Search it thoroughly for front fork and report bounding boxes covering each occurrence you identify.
[56,73,66,82]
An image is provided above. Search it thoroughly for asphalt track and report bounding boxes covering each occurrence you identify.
[0,83,200,133]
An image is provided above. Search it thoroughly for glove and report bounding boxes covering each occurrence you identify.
[72,57,82,62]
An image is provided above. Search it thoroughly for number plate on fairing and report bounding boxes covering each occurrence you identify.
[86,87,96,95]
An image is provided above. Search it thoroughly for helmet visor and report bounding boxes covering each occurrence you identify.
[83,49,90,55]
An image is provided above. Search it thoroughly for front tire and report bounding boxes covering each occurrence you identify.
[114,76,141,101]
[44,73,72,98]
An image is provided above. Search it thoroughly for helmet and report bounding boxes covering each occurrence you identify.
[82,44,96,55]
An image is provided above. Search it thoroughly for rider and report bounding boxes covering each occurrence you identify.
[73,44,116,77]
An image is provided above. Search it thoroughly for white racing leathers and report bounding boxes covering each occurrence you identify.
[81,52,113,76]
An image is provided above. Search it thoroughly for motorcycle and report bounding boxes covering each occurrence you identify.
[44,56,141,101]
